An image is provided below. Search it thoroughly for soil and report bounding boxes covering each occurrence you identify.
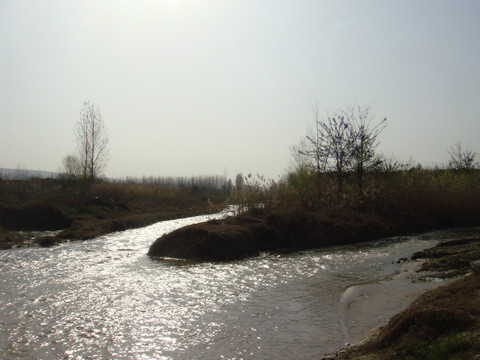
[0,204,219,249]
[147,206,479,261]
[325,234,480,360]
[147,210,397,260]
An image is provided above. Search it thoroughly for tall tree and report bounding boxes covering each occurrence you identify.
[298,107,354,192]
[318,114,354,193]
[303,103,327,176]
[75,101,109,181]
[344,106,387,192]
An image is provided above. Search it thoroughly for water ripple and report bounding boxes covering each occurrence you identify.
[1,212,477,359]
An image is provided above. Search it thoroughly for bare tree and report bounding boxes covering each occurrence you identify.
[318,114,355,193]
[298,106,354,192]
[303,103,327,176]
[298,104,386,193]
[344,106,387,192]
[75,101,109,181]
[448,142,478,171]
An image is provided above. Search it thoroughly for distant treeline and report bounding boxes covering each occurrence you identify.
[0,168,234,193]
[0,168,58,180]
[117,175,233,193]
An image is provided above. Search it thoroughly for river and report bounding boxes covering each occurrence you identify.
[0,209,477,359]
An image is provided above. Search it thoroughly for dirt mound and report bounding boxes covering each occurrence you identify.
[148,220,257,261]
[0,205,71,231]
[147,210,395,261]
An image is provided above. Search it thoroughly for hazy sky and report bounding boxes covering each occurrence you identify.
[1,1,479,179]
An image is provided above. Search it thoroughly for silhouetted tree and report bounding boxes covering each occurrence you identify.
[448,142,478,171]
[345,106,387,192]
[74,101,109,181]
[299,106,354,192]
[299,104,386,193]
[302,103,327,176]
[318,114,355,193]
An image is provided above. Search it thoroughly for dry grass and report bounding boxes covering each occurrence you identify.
[0,178,228,243]
[234,168,480,233]
[0,178,227,215]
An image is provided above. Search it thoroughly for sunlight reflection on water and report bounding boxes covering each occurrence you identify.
[0,213,478,359]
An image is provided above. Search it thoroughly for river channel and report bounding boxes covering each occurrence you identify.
[1,209,478,359]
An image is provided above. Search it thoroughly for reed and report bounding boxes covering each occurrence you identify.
[0,178,228,223]
[232,167,480,231]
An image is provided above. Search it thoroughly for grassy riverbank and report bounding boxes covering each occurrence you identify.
[329,236,480,360]
[0,178,228,249]
[149,168,480,260]
[265,167,480,232]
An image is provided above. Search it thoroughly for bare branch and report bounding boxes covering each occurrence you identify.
[74,101,109,181]
[448,142,478,170]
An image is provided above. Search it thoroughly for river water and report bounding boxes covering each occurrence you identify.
[0,209,478,359]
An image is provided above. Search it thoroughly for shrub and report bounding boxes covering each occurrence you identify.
[231,167,480,232]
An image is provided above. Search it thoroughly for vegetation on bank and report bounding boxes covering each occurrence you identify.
[149,167,480,260]
[2,103,480,357]
[150,105,479,260]
[0,177,229,248]
[233,106,479,244]
[240,166,480,228]
[3,104,479,255]
[235,106,478,227]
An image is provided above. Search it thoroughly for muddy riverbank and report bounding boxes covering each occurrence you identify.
[148,208,480,261]
[0,204,221,249]
[325,232,480,360]
[0,178,229,249]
